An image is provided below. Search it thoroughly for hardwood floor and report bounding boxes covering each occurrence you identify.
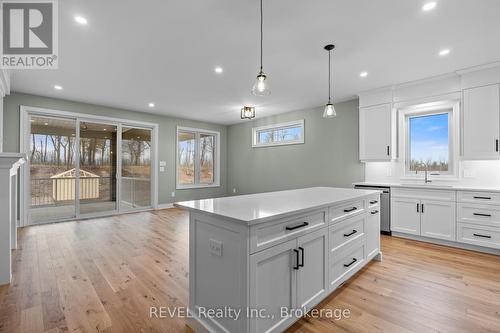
[1,208,499,333]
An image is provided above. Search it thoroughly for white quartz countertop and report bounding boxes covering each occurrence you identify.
[174,187,380,224]
[353,181,500,193]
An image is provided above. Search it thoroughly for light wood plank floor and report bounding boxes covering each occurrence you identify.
[1,208,499,333]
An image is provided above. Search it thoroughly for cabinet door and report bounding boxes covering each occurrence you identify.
[249,239,297,333]
[366,208,381,260]
[463,84,500,159]
[359,103,392,161]
[391,198,421,235]
[296,228,328,312]
[420,200,456,241]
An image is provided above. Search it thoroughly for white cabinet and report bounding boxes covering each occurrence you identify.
[463,84,500,159]
[392,197,421,235]
[391,190,456,241]
[420,200,456,241]
[249,239,297,333]
[366,208,381,260]
[359,103,393,161]
[296,228,328,311]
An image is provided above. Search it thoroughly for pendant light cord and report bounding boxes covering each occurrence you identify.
[328,50,331,103]
[260,0,263,72]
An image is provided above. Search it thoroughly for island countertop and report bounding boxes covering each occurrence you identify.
[174,186,380,224]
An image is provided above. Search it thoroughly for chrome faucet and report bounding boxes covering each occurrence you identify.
[416,162,432,183]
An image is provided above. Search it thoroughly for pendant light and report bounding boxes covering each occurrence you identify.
[241,106,256,119]
[252,0,270,96]
[323,44,336,118]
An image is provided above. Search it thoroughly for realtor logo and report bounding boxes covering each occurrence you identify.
[1,0,58,69]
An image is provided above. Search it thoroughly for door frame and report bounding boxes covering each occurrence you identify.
[19,105,159,226]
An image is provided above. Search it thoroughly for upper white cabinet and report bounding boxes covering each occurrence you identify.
[359,103,393,161]
[463,84,500,159]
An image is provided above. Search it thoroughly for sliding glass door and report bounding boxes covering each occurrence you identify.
[26,111,156,225]
[120,126,152,210]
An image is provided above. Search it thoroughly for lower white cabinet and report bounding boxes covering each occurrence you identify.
[366,208,381,260]
[249,227,329,333]
[392,197,421,235]
[420,200,456,241]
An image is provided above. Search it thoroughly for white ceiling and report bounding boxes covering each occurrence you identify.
[10,0,500,125]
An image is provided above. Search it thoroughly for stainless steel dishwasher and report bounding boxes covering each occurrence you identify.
[354,185,391,235]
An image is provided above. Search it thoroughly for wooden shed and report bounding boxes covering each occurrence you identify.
[50,168,100,201]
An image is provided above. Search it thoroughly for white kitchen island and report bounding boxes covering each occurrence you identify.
[175,187,381,333]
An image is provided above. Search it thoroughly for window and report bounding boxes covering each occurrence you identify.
[177,127,219,188]
[252,120,304,147]
[405,109,453,175]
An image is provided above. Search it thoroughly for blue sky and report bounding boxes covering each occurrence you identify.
[409,113,449,163]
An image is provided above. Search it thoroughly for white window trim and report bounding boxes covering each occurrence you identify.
[252,119,305,148]
[397,100,460,181]
[176,126,220,190]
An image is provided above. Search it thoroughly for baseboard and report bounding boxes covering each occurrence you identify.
[156,203,174,210]
[392,232,500,255]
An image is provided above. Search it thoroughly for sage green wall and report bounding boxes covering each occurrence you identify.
[227,99,364,195]
[3,92,227,204]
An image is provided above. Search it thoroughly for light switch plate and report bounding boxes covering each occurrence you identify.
[159,166,165,172]
[209,239,222,257]
[159,161,167,167]
[463,168,476,178]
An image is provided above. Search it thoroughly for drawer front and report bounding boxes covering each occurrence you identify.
[458,191,500,205]
[329,199,365,223]
[392,187,456,202]
[329,214,366,252]
[250,209,327,253]
[458,203,500,228]
[329,237,366,291]
[457,223,500,249]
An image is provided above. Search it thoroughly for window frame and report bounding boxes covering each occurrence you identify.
[252,119,305,148]
[398,100,459,180]
[176,126,220,189]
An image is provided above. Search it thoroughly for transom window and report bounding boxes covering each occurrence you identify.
[405,108,453,175]
[252,120,304,147]
[176,127,220,189]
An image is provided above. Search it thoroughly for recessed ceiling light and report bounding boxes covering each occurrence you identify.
[54,85,63,90]
[148,102,155,108]
[44,122,49,126]
[214,66,223,74]
[422,2,437,11]
[74,16,88,25]
[360,71,368,78]
[439,49,450,56]
[103,128,107,131]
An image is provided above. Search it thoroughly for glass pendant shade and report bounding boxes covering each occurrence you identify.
[241,106,256,119]
[323,103,336,118]
[252,72,271,96]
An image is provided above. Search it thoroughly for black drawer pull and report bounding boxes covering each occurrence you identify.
[285,222,309,231]
[293,249,300,269]
[298,247,304,267]
[473,233,492,239]
[344,207,357,213]
[371,210,379,215]
[343,258,357,268]
[343,230,357,237]
[370,200,378,205]
[473,213,492,217]
[473,196,492,200]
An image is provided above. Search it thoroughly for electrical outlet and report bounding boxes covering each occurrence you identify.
[159,161,167,167]
[159,166,165,172]
[171,191,175,197]
[209,239,222,257]
[463,169,476,178]
[232,188,237,193]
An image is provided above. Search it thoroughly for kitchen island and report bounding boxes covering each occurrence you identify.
[175,187,381,333]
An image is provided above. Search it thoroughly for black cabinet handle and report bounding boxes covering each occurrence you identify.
[371,210,379,215]
[473,233,492,239]
[298,247,304,267]
[387,146,390,156]
[343,230,357,237]
[473,196,492,200]
[421,204,424,213]
[293,249,300,269]
[473,213,492,217]
[343,258,357,268]
[285,222,309,231]
[417,203,420,213]
[370,200,378,204]
[496,139,499,152]
[344,207,357,213]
